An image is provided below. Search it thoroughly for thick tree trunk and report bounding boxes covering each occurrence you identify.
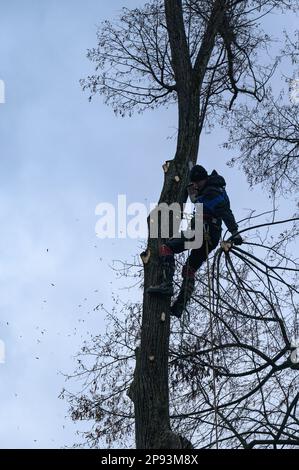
[128,0,226,449]
[128,87,201,449]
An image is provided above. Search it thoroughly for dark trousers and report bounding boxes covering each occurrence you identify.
[165,224,221,273]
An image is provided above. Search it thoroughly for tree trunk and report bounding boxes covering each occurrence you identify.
[128,0,226,449]
[128,86,201,449]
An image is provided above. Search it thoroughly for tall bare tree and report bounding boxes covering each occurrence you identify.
[224,31,299,196]
[77,0,298,448]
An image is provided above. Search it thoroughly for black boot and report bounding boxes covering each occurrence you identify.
[147,245,175,297]
[170,266,195,318]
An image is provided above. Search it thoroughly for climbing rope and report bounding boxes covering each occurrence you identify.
[179,207,193,345]
[180,249,191,350]
[204,224,219,449]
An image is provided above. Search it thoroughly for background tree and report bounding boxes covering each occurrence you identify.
[69,0,299,448]
[224,30,299,196]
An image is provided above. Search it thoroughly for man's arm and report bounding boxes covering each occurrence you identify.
[213,192,243,244]
[212,194,238,233]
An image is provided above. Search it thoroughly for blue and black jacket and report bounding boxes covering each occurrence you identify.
[193,170,238,234]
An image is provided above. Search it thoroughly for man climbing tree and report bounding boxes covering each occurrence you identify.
[79,0,298,449]
[148,165,243,318]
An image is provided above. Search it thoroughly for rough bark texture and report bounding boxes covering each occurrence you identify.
[129,0,226,449]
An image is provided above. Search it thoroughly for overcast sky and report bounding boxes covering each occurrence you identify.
[0,1,298,448]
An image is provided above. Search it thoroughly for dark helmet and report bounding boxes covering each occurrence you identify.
[189,165,208,182]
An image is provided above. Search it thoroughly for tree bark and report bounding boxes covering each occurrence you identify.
[129,0,226,449]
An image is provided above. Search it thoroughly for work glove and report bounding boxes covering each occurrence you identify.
[230,231,243,246]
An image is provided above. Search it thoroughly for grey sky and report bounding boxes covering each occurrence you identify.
[0,1,298,448]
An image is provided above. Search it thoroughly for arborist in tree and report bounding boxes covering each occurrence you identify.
[147,165,243,318]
